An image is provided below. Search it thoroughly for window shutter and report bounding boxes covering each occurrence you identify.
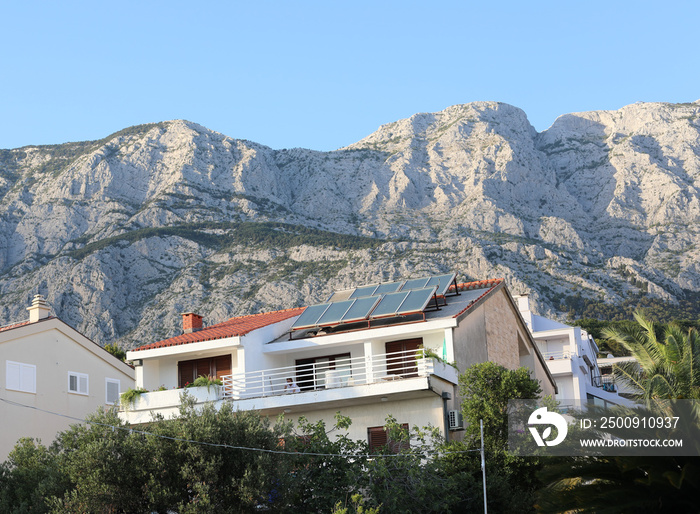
[385,339,421,377]
[196,359,211,379]
[6,361,20,390]
[179,355,233,386]
[368,424,409,453]
[106,380,120,404]
[214,355,232,379]
[7,362,36,393]
[20,364,37,393]
[368,426,388,451]
[68,372,88,394]
[79,375,88,394]
[178,360,195,387]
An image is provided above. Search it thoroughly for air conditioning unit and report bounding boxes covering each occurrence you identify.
[448,410,464,430]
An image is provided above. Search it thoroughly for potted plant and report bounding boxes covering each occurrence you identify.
[183,375,222,402]
[119,387,147,409]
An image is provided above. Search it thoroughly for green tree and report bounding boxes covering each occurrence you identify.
[44,396,289,512]
[448,362,546,513]
[362,418,462,513]
[537,313,700,513]
[104,343,126,361]
[281,412,369,513]
[332,493,381,514]
[459,361,542,451]
[0,438,68,513]
[603,311,700,400]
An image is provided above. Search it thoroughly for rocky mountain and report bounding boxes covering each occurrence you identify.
[1,100,699,348]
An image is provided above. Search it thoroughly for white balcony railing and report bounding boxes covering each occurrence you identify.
[541,350,571,361]
[221,350,447,400]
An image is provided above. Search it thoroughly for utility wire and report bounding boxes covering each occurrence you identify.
[0,396,482,458]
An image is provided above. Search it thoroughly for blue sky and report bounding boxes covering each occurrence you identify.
[1,1,698,152]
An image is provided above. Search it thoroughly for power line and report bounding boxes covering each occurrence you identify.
[0,396,481,458]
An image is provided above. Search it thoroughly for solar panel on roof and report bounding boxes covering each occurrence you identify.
[294,273,459,333]
[326,289,354,302]
[370,291,410,318]
[401,277,430,291]
[398,286,438,314]
[425,273,456,296]
[341,296,380,323]
[292,303,331,329]
[349,284,379,299]
[374,281,405,295]
[316,300,354,325]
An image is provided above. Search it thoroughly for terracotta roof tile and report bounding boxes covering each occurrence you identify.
[448,278,504,292]
[132,307,305,352]
[0,316,59,334]
[0,320,30,333]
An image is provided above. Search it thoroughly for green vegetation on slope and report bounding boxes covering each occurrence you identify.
[558,291,700,323]
[67,221,385,260]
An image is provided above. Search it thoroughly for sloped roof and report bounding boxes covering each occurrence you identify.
[451,278,503,294]
[0,317,59,334]
[132,307,305,352]
[0,320,31,333]
[449,279,504,317]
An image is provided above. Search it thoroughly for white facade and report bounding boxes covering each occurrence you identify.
[122,281,557,447]
[0,296,136,460]
[515,295,632,408]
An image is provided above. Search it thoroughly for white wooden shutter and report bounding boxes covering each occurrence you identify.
[6,361,36,393]
[106,379,120,404]
[6,361,20,390]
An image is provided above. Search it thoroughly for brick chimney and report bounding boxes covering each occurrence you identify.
[27,294,51,323]
[181,312,204,334]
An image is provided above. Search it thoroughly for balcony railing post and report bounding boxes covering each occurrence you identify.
[364,342,374,384]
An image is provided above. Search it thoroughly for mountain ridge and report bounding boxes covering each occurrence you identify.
[1,100,699,348]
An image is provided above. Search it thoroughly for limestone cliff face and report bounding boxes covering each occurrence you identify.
[1,100,699,347]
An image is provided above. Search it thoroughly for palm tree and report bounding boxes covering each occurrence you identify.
[535,313,700,513]
[602,310,700,400]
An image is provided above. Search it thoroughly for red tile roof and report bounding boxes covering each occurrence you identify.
[132,307,305,352]
[0,316,58,334]
[449,278,504,292]
[0,320,30,333]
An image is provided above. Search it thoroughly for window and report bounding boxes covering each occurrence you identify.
[368,423,410,453]
[68,372,89,395]
[6,361,36,393]
[105,378,120,404]
[178,355,232,388]
[385,339,422,378]
[295,353,352,391]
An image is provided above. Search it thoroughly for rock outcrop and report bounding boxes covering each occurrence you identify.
[1,100,698,347]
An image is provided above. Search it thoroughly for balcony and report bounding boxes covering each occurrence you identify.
[541,350,571,361]
[221,350,455,399]
[119,350,457,424]
[541,350,573,375]
[591,374,617,393]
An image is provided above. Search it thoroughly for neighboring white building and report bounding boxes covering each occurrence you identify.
[121,275,557,448]
[515,295,632,408]
[0,295,136,460]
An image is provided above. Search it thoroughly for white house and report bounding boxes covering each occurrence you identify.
[121,275,556,448]
[0,295,136,460]
[515,294,632,408]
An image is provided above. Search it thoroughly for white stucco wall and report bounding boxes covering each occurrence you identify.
[266,395,447,446]
[0,319,135,460]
